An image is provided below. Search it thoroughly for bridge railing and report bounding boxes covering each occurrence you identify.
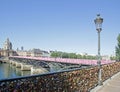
[102,62,120,81]
[0,66,99,92]
[9,56,115,65]
[0,62,120,92]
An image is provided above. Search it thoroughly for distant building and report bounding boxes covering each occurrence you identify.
[41,50,50,57]
[0,38,50,57]
[21,46,24,51]
[0,38,17,57]
[16,50,27,56]
[102,55,110,60]
[3,38,12,50]
[16,48,50,57]
[80,52,88,56]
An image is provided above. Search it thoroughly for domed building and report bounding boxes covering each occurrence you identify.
[0,38,17,57]
[3,38,12,50]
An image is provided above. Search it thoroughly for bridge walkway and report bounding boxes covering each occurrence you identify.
[91,72,120,92]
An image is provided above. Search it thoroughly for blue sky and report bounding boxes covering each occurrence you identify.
[0,0,120,56]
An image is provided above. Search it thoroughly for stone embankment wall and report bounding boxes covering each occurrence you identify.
[0,62,120,92]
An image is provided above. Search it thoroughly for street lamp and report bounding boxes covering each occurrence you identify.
[94,14,103,85]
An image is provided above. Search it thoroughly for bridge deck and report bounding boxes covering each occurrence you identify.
[10,56,115,65]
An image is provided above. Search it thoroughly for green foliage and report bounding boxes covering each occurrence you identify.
[77,54,82,59]
[110,56,116,60]
[50,51,96,60]
[116,34,120,61]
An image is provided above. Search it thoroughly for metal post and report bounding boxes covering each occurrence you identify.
[97,28,102,85]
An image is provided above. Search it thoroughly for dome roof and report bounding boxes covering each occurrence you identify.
[3,38,12,50]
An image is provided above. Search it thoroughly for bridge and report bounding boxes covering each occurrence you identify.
[10,56,115,65]
[0,61,120,92]
[0,56,119,92]
[8,56,93,74]
[7,56,114,74]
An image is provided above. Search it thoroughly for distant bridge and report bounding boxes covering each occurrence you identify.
[9,56,88,73]
[0,56,114,74]
[10,56,115,65]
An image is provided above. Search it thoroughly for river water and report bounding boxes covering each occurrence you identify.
[0,63,31,80]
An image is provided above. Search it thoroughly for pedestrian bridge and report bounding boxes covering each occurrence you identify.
[10,56,114,65]
[0,61,120,92]
[8,56,114,74]
[9,56,91,74]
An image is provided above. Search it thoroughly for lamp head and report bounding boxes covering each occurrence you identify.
[94,14,103,31]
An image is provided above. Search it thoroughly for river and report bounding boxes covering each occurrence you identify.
[0,63,31,80]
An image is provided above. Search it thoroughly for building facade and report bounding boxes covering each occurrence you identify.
[16,49,50,57]
[0,38,50,57]
[0,38,17,57]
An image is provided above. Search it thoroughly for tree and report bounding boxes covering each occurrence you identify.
[77,54,82,59]
[110,56,116,60]
[50,51,97,60]
[116,34,120,61]
[69,53,77,58]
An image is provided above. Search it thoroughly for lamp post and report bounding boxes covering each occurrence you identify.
[94,14,103,85]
